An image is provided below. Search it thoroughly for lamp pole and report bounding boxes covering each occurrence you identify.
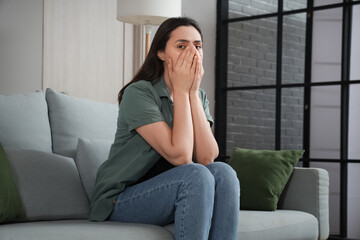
[145,25,153,57]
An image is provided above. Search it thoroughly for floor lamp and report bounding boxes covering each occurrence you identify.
[117,0,182,57]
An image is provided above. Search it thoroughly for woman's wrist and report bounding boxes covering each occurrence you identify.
[173,89,190,99]
[189,90,200,102]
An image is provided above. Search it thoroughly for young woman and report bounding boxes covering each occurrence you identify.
[90,17,240,240]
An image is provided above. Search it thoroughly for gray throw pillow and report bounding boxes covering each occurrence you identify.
[75,138,112,200]
[5,148,90,221]
[45,88,118,159]
[0,91,52,152]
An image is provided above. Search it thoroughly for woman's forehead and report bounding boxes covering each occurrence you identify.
[169,26,202,42]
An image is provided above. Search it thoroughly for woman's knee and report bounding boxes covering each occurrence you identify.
[179,163,215,188]
[207,162,237,177]
[206,162,239,190]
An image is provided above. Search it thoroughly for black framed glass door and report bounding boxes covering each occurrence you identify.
[215,0,360,238]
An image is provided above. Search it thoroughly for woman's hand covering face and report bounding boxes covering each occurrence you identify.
[167,45,198,94]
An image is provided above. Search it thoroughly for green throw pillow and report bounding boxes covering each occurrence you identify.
[0,143,26,223]
[228,148,304,211]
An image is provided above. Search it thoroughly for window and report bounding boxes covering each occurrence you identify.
[216,0,360,238]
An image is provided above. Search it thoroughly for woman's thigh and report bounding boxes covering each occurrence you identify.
[109,163,215,226]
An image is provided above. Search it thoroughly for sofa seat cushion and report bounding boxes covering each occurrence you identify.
[46,88,118,159]
[237,210,318,240]
[5,148,89,221]
[164,210,318,240]
[0,91,52,152]
[0,220,174,240]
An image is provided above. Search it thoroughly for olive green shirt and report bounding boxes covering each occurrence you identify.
[89,76,213,222]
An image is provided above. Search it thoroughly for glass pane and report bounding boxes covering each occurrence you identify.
[226,89,276,155]
[228,18,277,87]
[349,84,360,159]
[351,5,360,80]
[281,87,304,150]
[296,161,304,167]
[348,163,360,238]
[314,0,342,7]
[229,0,278,18]
[312,8,342,82]
[310,86,341,159]
[284,0,307,11]
[282,13,306,84]
[310,162,340,235]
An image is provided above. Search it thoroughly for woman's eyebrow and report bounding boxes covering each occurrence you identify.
[175,39,202,44]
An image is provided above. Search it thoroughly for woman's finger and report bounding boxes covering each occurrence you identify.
[191,55,198,76]
[197,55,201,77]
[175,46,189,69]
[167,58,173,73]
[185,46,196,70]
[198,52,204,77]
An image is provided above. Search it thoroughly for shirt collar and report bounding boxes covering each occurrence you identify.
[153,75,171,99]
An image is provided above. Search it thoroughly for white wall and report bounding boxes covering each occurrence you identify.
[0,0,43,95]
[42,0,129,104]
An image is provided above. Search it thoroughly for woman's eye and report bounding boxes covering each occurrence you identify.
[195,45,202,50]
[178,45,185,49]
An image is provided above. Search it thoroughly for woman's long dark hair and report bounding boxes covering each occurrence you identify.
[118,17,203,104]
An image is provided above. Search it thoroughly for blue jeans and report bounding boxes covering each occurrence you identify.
[109,162,240,240]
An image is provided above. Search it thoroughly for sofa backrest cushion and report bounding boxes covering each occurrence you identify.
[0,91,52,152]
[75,138,112,200]
[45,88,118,159]
[5,148,90,221]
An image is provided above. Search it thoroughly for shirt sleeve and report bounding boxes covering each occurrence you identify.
[199,89,214,127]
[121,81,165,131]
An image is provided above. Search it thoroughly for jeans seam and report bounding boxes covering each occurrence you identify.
[180,183,187,240]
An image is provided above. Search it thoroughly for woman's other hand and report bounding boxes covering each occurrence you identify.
[190,50,204,94]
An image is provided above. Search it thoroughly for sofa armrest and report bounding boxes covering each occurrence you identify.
[278,167,329,240]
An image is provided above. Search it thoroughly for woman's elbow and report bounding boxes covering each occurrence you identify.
[213,146,219,159]
[171,152,193,166]
[197,149,219,166]
[208,145,219,161]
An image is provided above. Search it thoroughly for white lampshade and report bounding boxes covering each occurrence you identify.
[117,0,182,25]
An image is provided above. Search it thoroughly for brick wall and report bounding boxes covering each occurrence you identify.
[226,0,306,155]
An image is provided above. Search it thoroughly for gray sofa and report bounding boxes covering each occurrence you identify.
[0,89,330,240]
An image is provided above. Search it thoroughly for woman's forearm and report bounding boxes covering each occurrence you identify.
[136,91,194,167]
[189,92,219,165]
[171,90,194,165]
